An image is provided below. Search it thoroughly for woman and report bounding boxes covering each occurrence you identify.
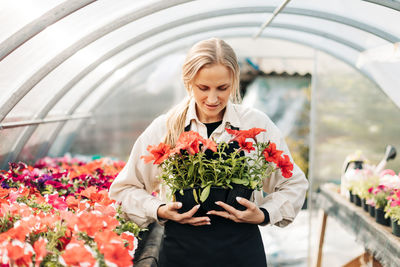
[109,38,308,266]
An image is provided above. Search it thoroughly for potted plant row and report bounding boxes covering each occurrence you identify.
[141,128,294,215]
[346,173,400,237]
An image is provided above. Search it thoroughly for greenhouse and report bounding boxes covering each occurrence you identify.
[1,0,400,266]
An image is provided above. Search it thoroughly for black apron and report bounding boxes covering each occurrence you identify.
[158,124,267,267]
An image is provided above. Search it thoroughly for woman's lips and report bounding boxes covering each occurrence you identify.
[205,103,219,110]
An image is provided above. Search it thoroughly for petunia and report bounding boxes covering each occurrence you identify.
[236,136,255,153]
[202,139,218,153]
[277,155,294,178]
[61,238,96,267]
[141,143,171,164]
[174,131,203,155]
[263,143,283,164]
[33,238,47,267]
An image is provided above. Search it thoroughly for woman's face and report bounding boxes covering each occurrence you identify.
[191,64,232,123]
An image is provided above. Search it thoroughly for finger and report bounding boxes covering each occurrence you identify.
[168,202,183,211]
[183,216,211,225]
[207,210,237,222]
[181,204,201,218]
[235,197,256,210]
[191,221,211,226]
[215,201,241,218]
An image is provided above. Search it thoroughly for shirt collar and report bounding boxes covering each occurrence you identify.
[185,97,241,129]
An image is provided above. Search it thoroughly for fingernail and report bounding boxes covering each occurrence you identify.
[206,218,211,222]
[236,197,242,202]
[206,211,211,215]
[215,201,220,205]
[195,204,200,209]
[207,222,211,225]
[177,202,182,208]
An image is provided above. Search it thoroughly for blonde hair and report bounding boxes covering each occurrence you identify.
[164,38,241,146]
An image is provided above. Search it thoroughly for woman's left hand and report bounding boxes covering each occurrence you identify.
[206,197,264,224]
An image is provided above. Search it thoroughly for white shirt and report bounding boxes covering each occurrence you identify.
[109,98,309,228]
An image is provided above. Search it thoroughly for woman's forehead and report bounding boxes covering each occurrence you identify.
[194,64,232,85]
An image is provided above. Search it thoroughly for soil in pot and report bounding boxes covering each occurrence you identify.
[226,184,254,211]
[375,207,390,226]
[174,188,202,215]
[368,204,375,218]
[201,187,229,212]
[391,218,400,237]
[354,195,362,207]
[361,198,369,212]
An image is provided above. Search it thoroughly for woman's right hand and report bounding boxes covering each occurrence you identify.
[157,202,211,226]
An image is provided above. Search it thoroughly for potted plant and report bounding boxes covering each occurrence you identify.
[371,185,392,226]
[141,128,294,213]
[353,175,379,212]
[366,187,376,217]
[385,189,400,237]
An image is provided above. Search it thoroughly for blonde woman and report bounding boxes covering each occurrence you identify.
[109,38,308,267]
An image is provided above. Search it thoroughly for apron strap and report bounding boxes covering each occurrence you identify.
[184,122,239,132]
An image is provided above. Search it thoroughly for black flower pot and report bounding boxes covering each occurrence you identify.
[349,190,355,203]
[174,188,200,214]
[375,207,390,226]
[226,184,254,211]
[361,198,369,212]
[368,204,375,218]
[354,195,362,207]
[201,187,229,212]
[391,218,400,237]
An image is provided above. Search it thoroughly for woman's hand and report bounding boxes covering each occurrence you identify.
[206,197,265,224]
[157,202,211,226]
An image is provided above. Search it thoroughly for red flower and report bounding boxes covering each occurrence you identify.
[236,136,255,153]
[277,155,294,178]
[202,139,217,152]
[226,127,266,142]
[6,242,33,267]
[141,143,171,164]
[174,131,203,155]
[33,238,47,267]
[61,238,96,267]
[100,243,133,267]
[263,143,283,164]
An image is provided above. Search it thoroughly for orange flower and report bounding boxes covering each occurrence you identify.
[0,188,10,198]
[202,139,217,152]
[33,238,47,267]
[121,232,136,251]
[80,186,97,199]
[94,229,123,248]
[76,212,105,237]
[6,242,33,267]
[226,127,266,142]
[100,243,133,267]
[141,143,171,164]
[61,238,96,267]
[175,131,203,155]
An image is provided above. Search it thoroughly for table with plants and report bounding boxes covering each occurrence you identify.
[315,177,400,267]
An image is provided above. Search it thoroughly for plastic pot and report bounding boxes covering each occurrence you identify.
[174,188,201,215]
[391,218,400,237]
[361,198,369,212]
[349,191,355,203]
[354,195,362,207]
[368,204,375,218]
[201,187,229,212]
[226,184,254,211]
[375,207,390,226]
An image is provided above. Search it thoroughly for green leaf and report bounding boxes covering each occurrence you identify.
[231,178,246,185]
[200,184,211,202]
[193,188,199,204]
[188,165,194,178]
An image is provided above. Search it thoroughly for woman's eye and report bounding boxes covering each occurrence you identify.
[218,87,228,91]
[198,87,208,91]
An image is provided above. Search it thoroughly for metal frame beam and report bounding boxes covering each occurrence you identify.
[46,29,377,157]
[5,21,365,165]
[0,3,397,125]
[0,0,96,60]
[362,0,400,11]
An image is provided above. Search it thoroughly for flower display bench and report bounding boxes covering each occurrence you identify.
[314,183,400,267]
[133,223,164,267]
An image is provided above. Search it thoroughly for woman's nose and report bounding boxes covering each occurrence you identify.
[207,90,218,103]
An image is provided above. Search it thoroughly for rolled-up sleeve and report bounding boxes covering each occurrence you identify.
[255,126,309,227]
[109,116,167,228]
